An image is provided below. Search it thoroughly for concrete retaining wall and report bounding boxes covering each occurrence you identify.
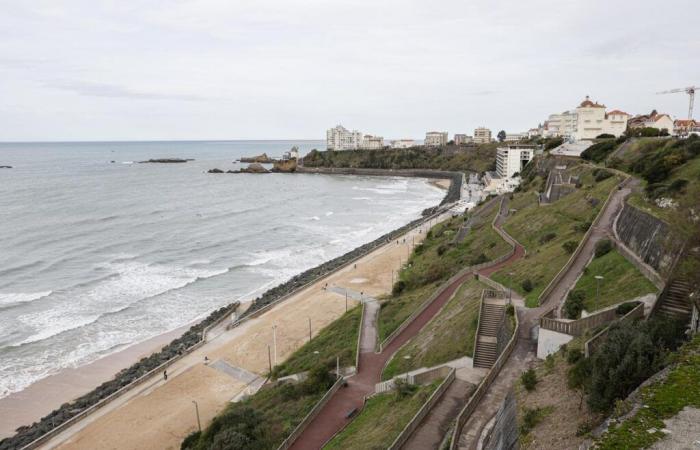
[481,389,518,450]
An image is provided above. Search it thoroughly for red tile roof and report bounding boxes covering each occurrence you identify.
[607,109,629,116]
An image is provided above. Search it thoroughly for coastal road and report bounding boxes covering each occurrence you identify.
[289,199,525,449]
[38,211,450,450]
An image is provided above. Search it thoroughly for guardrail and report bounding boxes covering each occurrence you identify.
[19,300,240,450]
[276,376,346,450]
[387,368,456,450]
[584,302,645,357]
[536,175,630,308]
[450,303,520,449]
[540,308,618,337]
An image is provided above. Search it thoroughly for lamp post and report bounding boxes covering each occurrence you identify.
[192,400,202,433]
[594,275,604,312]
[272,325,278,366]
[308,317,312,342]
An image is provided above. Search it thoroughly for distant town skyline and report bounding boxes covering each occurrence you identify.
[1,0,698,142]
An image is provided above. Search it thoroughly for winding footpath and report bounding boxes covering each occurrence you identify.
[289,199,525,450]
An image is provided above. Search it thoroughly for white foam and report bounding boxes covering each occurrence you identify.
[0,291,52,309]
[325,211,334,217]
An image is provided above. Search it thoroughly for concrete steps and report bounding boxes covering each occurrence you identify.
[473,303,505,369]
[657,279,692,321]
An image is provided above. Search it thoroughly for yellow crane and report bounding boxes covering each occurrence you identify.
[656,86,697,120]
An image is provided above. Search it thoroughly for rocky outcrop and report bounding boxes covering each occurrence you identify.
[139,158,193,163]
[207,164,271,174]
[272,159,297,173]
[208,168,224,173]
[241,153,274,163]
[615,203,682,279]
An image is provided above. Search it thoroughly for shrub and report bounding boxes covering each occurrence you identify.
[564,290,585,319]
[545,137,564,150]
[539,232,556,244]
[594,239,612,258]
[520,407,544,435]
[521,368,538,391]
[668,178,688,193]
[596,133,615,139]
[392,280,406,295]
[562,240,578,254]
[470,253,488,265]
[615,302,638,316]
[506,304,515,316]
[566,348,583,365]
[521,279,534,292]
[436,244,448,256]
[574,221,592,233]
[394,378,417,399]
[581,140,617,162]
[594,169,613,182]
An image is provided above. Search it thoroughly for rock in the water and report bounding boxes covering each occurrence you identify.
[240,153,275,163]
[242,163,270,173]
[208,168,225,173]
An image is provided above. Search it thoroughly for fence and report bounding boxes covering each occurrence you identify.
[387,368,456,450]
[450,302,520,449]
[276,376,346,450]
[536,175,630,307]
[539,307,618,337]
[584,302,644,357]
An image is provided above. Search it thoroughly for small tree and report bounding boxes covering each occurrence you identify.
[564,290,585,319]
[594,239,612,258]
[521,368,538,391]
[562,240,578,254]
[521,279,534,292]
[497,130,507,142]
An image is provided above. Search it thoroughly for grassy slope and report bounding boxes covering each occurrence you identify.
[272,306,362,378]
[595,335,700,449]
[491,168,620,307]
[382,278,486,380]
[378,201,511,341]
[572,249,657,312]
[323,380,442,450]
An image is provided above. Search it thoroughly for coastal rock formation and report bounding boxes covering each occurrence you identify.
[272,159,297,173]
[139,158,194,163]
[207,163,271,174]
[208,168,224,173]
[241,153,274,163]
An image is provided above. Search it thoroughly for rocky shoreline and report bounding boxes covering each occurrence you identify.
[0,182,454,450]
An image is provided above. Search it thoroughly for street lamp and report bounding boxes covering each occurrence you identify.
[192,400,202,433]
[594,276,604,311]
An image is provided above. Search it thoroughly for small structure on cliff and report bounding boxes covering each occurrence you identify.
[539,166,580,204]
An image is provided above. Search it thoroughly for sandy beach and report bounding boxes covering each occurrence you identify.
[28,212,447,450]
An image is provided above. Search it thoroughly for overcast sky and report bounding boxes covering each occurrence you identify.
[1,0,698,141]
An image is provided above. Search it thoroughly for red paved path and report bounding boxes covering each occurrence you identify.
[289,202,525,449]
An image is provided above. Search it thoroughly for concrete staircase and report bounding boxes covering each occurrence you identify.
[473,302,506,369]
[656,279,692,321]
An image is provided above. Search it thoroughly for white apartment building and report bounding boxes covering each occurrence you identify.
[454,134,473,145]
[391,139,416,149]
[361,135,384,150]
[425,131,448,146]
[544,111,577,139]
[504,133,528,142]
[326,124,363,150]
[474,127,492,144]
[496,146,534,178]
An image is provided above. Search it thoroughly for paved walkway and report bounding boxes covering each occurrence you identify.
[547,181,632,316]
[289,198,526,450]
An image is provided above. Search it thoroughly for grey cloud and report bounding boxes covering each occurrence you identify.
[44,80,209,102]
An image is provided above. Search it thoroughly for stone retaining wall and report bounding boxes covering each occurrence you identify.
[481,389,518,450]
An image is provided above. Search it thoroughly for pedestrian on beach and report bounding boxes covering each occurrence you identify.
[204,356,209,365]
[163,370,168,381]
[354,263,357,269]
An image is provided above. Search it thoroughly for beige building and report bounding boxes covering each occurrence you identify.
[504,133,527,142]
[628,111,674,134]
[544,97,629,140]
[453,134,473,145]
[474,127,492,144]
[361,135,384,150]
[424,131,448,146]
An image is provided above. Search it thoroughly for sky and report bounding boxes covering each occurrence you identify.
[1,0,698,141]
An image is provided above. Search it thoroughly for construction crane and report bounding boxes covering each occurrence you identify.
[656,86,697,120]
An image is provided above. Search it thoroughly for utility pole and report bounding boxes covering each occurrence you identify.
[192,400,202,433]
[336,356,340,379]
[345,291,348,312]
[267,345,272,374]
[308,317,312,342]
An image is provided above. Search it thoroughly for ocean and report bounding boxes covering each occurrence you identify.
[0,140,444,399]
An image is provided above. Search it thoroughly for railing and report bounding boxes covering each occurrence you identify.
[276,376,346,450]
[536,175,630,307]
[387,368,456,450]
[584,302,644,357]
[450,302,520,449]
[540,307,618,337]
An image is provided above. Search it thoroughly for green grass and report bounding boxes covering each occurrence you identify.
[378,203,511,341]
[272,306,362,378]
[491,169,621,307]
[571,249,657,312]
[323,380,442,450]
[595,335,700,449]
[382,278,486,380]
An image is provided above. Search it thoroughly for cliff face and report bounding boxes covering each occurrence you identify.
[272,159,297,172]
[615,203,682,279]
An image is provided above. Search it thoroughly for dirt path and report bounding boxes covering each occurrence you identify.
[289,200,525,450]
[39,216,444,450]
